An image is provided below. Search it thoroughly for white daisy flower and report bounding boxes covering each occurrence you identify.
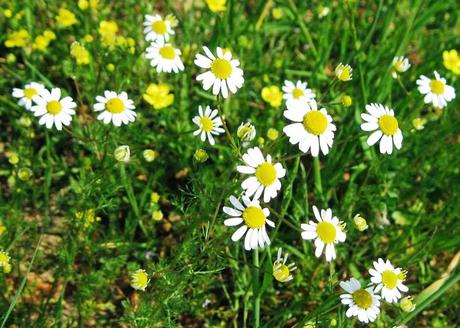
[192,105,224,145]
[93,91,136,127]
[145,39,184,73]
[369,258,409,303]
[194,46,244,98]
[272,247,297,282]
[300,206,346,262]
[12,82,46,110]
[361,103,403,155]
[143,14,174,43]
[237,121,256,143]
[335,63,353,81]
[237,147,286,203]
[282,80,315,108]
[223,195,274,251]
[283,100,336,157]
[339,278,381,323]
[416,71,456,109]
[31,88,76,131]
[391,56,411,79]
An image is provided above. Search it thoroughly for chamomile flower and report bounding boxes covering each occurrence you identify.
[93,91,136,126]
[361,103,403,155]
[31,88,76,130]
[391,56,411,79]
[416,71,456,109]
[12,82,46,110]
[143,14,174,42]
[283,100,336,157]
[339,278,381,323]
[400,296,416,312]
[194,46,244,98]
[0,250,10,267]
[282,80,315,107]
[223,195,274,251]
[145,39,184,73]
[273,248,297,282]
[237,122,256,144]
[369,258,409,303]
[335,63,353,81]
[300,206,346,262]
[130,269,150,291]
[192,105,224,145]
[237,147,286,203]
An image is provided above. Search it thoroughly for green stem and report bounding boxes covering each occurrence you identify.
[44,131,53,224]
[313,157,324,205]
[252,249,260,328]
[120,165,146,236]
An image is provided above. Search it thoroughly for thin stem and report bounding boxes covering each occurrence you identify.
[313,157,324,205]
[252,249,260,328]
[44,131,53,225]
[120,165,147,236]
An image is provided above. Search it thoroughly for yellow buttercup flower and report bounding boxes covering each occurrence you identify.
[150,192,160,203]
[5,29,29,48]
[78,0,89,10]
[261,85,282,107]
[272,8,284,19]
[443,49,460,75]
[98,20,119,47]
[152,210,163,221]
[70,42,90,65]
[143,83,174,110]
[206,0,226,13]
[56,8,78,27]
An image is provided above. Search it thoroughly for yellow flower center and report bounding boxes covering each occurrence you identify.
[0,253,9,265]
[430,80,445,95]
[382,270,398,289]
[303,111,328,135]
[242,206,266,229]
[24,87,38,99]
[337,66,351,81]
[159,46,176,59]
[394,60,404,72]
[200,117,214,132]
[352,289,373,309]
[46,100,62,115]
[255,162,276,186]
[316,221,336,243]
[273,263,290,282]
[292,88,304,99]
[211,58,233,79]
[378,114,398,136]
[106,98,125,113]
[151,20,167,35]
[134,271,148,288]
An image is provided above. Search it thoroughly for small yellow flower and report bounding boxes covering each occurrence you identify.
[56,8,78,27]
[206,0,226,13]
[152,210,163,221]
[84,34,94,43]
[76,209,101,228]
[261,86,282,107]
[442,49,460,75]
[106,63,115,72]
[18,168,33,181]
[166,14,178,28]
[98,20,118,47]
[353,214,368,231]
[272,8,284,20]
[3,9,12,18]
[194,149,209,162]
[400,296,416,312]
[5,29,29,48]
[341,95,352,107]
[412,117,426,131]
[0,250,10,268]
[150,192,160,203]
[78,0,89,10]
[258,137,265,145]
[43,30,56,41]
[267,128,279,141]
[6,152,19,165]
[335,63,353,81]
[131,269,149,291]
[143,149,158,162]
[114,145,130,162]
[33,35,52,52]
[143,83,174,110]
[6,53,16,63]
[70,42,90,65]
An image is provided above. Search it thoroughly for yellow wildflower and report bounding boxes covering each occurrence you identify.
[70,42,90,65]
[194,149,208,162]
[150,192,160,203]
[76,209,101,228]
[6,152,19,165]
[341,95,352,107]
[412,117,426,131]
[3,9,13,18]
[143,149,158,162]
[267,128,279,140]
[6,53,16,63]
[152,210,163,221]
[0,250,10,268]
[84,34,94,43]
[261,85,282,107]
[5,29,29,48]
[272,8,284,19]
[131,269,149,291]
[18,168,33,181]
[98,20,119,47]
[56,8,78,27]
[143,83,174,110]
[442,49,460,75]
[78,0,89,10]
[206,0,226,13]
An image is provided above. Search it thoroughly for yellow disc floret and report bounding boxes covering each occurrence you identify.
[378,115,398,136]
[242,206,266,229]
[152,20,167,34]
[211,58,233,79]
[292,88,304,99]
[255,162,276,186]
[316,221,336,243]
[106,98,125,113]
[46,100,62,115]
[303,111,328,135]
[24,88,38,99]
[273,263,290,282]
[430,80,445,95]
[352,289,373,309]
[200,117,214,132]
[159,46,176,59]
[382,270,398,289]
